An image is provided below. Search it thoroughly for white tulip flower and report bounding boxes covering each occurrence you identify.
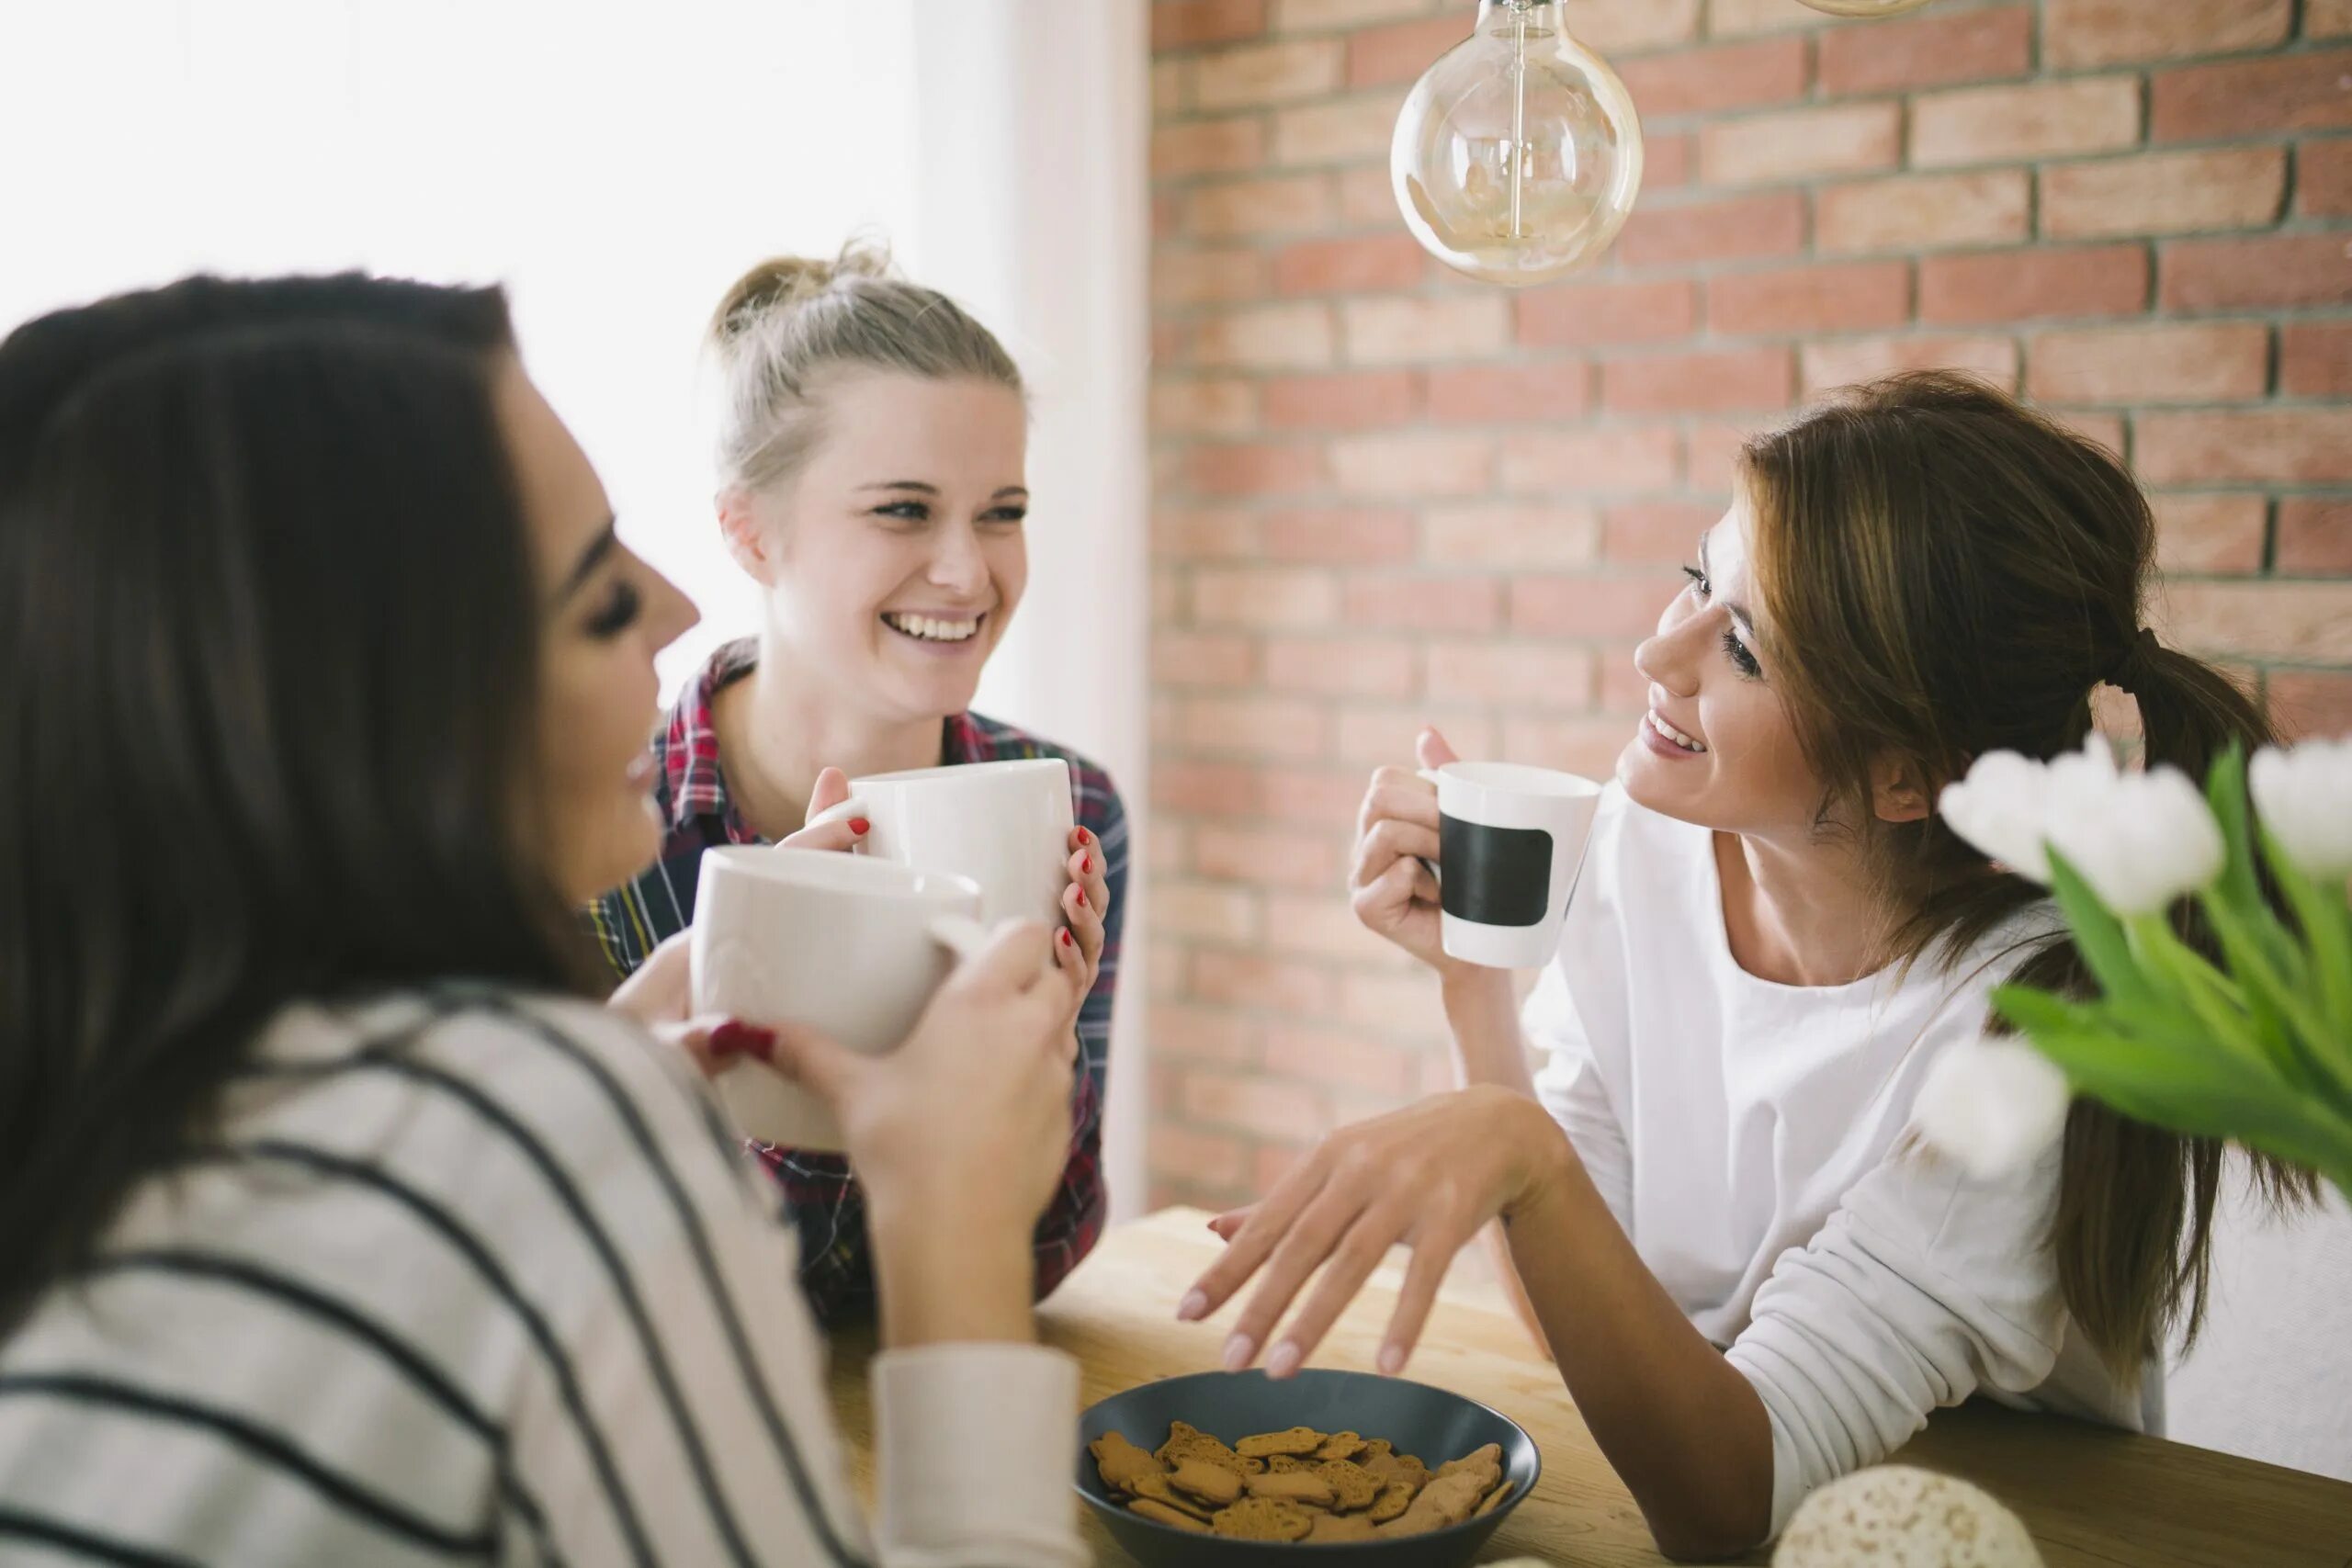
[1914,1036,2072,1181]
[2041,764,2225,916]
[2250,738,2352,879]
[1939,750,2059,881]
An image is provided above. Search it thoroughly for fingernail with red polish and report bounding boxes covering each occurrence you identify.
[1081,856,1093,875]
[1059,929,1074,949]
[710,1021,776,1062]
[1077,828,1091,846]
[848,818,870,836]
[1077,887,1089,909]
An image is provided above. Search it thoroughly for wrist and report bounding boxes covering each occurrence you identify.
[870,1199,1036,1348]
[1498,1092,1579,1220]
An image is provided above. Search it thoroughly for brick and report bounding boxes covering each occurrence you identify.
[1342,574,1503,632]
[1153,59,1189,118]
[2136,410,2352,484]
[2304,139,2352,218]
[1919,245,2149,325]
[2045,0,2290,67]
[1272,93,1405,166]
[1499,424,1681,491]
[1603,346,1794,414]
[1154,115,1270,179]
[1265,636,1420,696]
[1272,0,1435,30]
[1566,0,1704,52]
[2153,50,2352,141]
[1154,507,1259,560]
[1617,37,1808,121]
[1705,0,1826,36]
[1700,102,1902,186]
[2152,494,2268,575]
[1181,1066,1331,1139]
[1154,630,1261,689]
[1422,502,1601,567]
[1264,1024,1418,1097]
[1706,260,1912,336]
[1152,377,1261,435]
[1263,369,1419,429]
[1816,170,2031,255]
[2281,322,2352,397]
[2156,581,2352,663]
[1261,890,1411,964]
[2316,0,2352,36]
[1818,6,2030,96]
[1425,362,1591,423]
[1191,818,1340,892]
[1273,233,1426,295]
[1258,765,1371,825]
[1686,422,1762,492]
[2278,499,2352,575]
[1154,881,1265,942]
[1645,132,1694,191]
[1617,192,1806,268]
[1193,38,1343,109]
[2268,671,2352,741]
[1426,640,1597,708]
[1345,15,1465,87]
[1517,278,1700,346]
[2054,409,2127,458]
[1338,969,1453,1041]
[1149,1004,1260,1066]
[1156,759,1267,816]
[1149,817,1191,874]
[2044,148,2287,243]
[1188,302,1335,368]
[1334,704,1498,766]
[1178,694,1337,760]
[1511,573,1687,639]
[1329,431,1496,495]
[1913,78,2141,169]
[1261,505,1419,561]
[1186,173,1334,237]
[1500,713,1644,778]
[1154,0,1268,51]
[1603,501,1724,564]
[1341,296,1510,364]
[1186,441,1327,496]
[1338,164,1399,224]
[1151,318,1183,363]
[1153,247,1269,307]
[1148,1123,1251,1188]
[1191,565,1340,625]
[2027,324,2269,405]
[1800,334,2020,395]
[2161,234,2352,312]
[1599,649,1654,712]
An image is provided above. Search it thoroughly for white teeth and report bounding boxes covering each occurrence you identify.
[1647,711,1708,753]
[885,613,981,643]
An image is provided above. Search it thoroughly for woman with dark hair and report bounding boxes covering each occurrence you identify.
[0,275,1087,1566]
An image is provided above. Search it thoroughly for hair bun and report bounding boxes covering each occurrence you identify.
[707,240,895,348]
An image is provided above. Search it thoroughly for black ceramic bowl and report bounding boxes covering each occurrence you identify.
[1077,1369,1541,1567]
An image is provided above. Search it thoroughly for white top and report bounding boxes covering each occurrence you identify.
[0,989,1085,1568]
[1525,786,2151,1536]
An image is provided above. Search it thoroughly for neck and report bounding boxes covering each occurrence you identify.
[1712,823,1897,988]
[711,634,948,840]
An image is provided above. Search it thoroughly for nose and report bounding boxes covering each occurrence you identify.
[1634,622,1700,704]
[926,519,989,599]
[646,567,700,652]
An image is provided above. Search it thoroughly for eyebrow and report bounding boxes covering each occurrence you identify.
[859,481,1031,501]
[1699,530,1757,639]
[557,517,619,603]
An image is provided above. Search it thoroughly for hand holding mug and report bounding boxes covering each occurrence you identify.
[1351,728,1464,975]
[1051,825,1111,1044]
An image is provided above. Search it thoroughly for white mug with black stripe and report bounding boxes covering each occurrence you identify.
[1419,761,1605,970]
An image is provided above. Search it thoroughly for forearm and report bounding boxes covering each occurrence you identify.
[1441,966,1536,1096]
[1508,1156,1772,1560]
[871,1201,1036,1349]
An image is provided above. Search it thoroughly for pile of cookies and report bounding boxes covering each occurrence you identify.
[1090,1420,1515,1544]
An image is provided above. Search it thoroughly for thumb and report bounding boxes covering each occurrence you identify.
[761,1019,863,1111]
[1415,726,1461,771]
[806,767,853,819]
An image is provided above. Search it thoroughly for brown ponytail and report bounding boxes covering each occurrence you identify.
[1742,371,2313,1374]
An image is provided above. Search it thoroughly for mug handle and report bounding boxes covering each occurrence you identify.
[925,914,991,961]
[800,795,870,835]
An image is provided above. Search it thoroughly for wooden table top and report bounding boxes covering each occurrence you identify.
[830,1207,2352,1567]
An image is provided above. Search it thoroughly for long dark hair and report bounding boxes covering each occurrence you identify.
[0,275,603,1334]
[1739,370,2312,1375]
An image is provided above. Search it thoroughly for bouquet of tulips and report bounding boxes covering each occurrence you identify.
[1916,735,2352,1200]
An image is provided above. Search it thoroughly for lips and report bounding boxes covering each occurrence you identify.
[881,610,987,644]
[1645,709,1708,754]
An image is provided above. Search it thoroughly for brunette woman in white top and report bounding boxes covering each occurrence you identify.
[0,275,1085,1566]
[1180,374,2312,1559]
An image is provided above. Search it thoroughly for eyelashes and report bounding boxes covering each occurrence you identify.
[1682,565,1762,679]
[585,581,641,638]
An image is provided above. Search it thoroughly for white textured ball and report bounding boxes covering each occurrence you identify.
[1774,1466,2043,1568]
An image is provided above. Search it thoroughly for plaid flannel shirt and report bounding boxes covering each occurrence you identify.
[589,638,1124,1325]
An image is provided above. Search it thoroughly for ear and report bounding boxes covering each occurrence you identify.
[1871,753,1934,825]
[716,488,776,585]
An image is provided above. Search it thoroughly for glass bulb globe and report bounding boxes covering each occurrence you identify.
[1390,0,1644,287]
[1794,0,1936,13]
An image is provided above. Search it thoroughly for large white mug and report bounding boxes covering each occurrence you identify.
[691,846,985,1152]
[1419,761,1604,969]
[831,757,1077,928]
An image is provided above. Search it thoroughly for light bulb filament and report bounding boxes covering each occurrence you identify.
[1508,7,1526,240]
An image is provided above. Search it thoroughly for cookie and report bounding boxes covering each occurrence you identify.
[1158,1421,1262,1477]
[1367,1480,1416,1523]
[1317,1460,1381,1512]
[1306,1511,1379,1542]
[1316,1429,1367,1462]
[1129,1498,1208,1533]
[1211,1497,1316,1542]
[1264,1454,1313,1474]
[1437,1443,1504,1483]
[1362,1450,1430,1494]
[1245,1470,1337,1509]
[1236,1426,1324,1460]
[1166,1458,1243,1507]
[1132,1472,1214,1521]
[1476,1479,1517,1517]
[1380,1471,1487,1538]
[1358,1438,1395,1464]
[1089,1431,1161,1495]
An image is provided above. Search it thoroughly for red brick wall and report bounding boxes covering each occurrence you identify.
[1145,0,2352,1212]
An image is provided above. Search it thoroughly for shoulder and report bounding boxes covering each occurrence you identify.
[959,712,1128,837]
